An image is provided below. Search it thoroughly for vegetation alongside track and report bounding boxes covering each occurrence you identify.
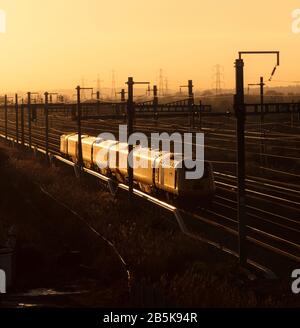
[0,141,299,307]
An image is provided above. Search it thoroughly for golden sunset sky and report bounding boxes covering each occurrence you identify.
[0,0,299,92]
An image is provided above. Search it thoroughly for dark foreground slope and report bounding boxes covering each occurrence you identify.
[0,142,299,307]
[0,147,127,307]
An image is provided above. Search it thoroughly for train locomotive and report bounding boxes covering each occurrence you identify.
[60,133,215,206]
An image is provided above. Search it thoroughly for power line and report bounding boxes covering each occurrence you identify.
[81,76,86,100]
[165,77,169,96]
[159,69,164,96]
[212,64,225,95]
[111,70,116,100]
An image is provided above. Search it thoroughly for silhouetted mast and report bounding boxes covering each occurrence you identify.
[213,64,224,95]
[111,70,117,100]
[159,69,164,96]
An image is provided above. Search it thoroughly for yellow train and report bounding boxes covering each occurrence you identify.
[60,133,215,205]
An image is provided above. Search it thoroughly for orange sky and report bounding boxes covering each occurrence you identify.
[0,0,300,92]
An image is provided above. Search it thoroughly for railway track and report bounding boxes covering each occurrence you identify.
[4,114,300,182]
[2,111,300,185]
[0,110,299,275]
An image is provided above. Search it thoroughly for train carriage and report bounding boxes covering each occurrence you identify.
[81,136,97,168]
[60,133,215,206]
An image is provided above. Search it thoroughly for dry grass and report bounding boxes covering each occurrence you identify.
[1,142,299,307]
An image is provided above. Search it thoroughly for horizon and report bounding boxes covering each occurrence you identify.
[2,84,300,100]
